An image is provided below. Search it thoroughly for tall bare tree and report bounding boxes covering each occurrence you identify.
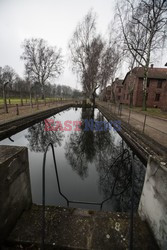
[15,76,25,106]
[69,10,98,104]
[117,0,167,110]
[69,10,121,106]
[0,65,16,113]
[82,35,104,106]
[21,38,64,104]
[101,30,122,102]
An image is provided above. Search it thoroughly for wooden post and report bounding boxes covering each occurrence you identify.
[143,115,147,133]
[16,104,19,115]
[128,109,131,124]
[37,98,39,110]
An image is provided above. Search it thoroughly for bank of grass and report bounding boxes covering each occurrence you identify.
[130,106,167,119]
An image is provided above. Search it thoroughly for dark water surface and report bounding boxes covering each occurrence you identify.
[0,108,146,211]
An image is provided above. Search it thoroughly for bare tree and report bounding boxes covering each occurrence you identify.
[69,10,121,106]
[21,38,64,104]
[15,76,25,106]
[117,0,167,110]
[82,35,104,106]
[69,10,98,104]
[100,31,122,103]
[0,65,16,113]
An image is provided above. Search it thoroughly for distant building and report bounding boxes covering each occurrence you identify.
[121,67,167,109]
[99,79,123,102]
[99,85,111,101]
[100,66,167,109]
[111,78,123,103]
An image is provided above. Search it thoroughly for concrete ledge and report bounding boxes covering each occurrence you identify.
[0,146,32,243]
[4,205,158,249]
[138,156,167,249]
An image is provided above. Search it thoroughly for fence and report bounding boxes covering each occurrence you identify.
[0,98,74,123]
[98,101,167,148]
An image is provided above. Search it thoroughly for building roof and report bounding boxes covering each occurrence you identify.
[112,78,123,86]
[133,67,167,79]
[122,67,167,85]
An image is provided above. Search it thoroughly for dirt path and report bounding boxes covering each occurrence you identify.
[0,101,71,124]
[98,101,167,148]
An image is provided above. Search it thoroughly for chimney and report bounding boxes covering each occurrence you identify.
[151,64,154,68]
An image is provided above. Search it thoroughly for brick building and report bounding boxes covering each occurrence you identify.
[100,79,123,102]
[110,78,123,103]
[121,67,167,109]
[99,86,111,101]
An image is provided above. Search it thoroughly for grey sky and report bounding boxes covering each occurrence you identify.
[0,0,166,90]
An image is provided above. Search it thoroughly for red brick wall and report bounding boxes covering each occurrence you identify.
[121,75,167,109]
[121,74,138,106]
[136,78,143,106]
[160,80,167,110]
[146,79,167,108]
[115,86,123,102]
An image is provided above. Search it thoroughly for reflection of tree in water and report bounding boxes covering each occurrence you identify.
[94,111,121,171]
[97,145,146,212]
[25,121,64,152]
[65,108,115,179]
[65,108,96,179]
[65,107,145,211]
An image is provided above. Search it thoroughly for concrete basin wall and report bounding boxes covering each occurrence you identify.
[0,145,32,243]
[138,156,167,249]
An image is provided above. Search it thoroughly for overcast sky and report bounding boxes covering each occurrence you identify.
[0,0,166,90]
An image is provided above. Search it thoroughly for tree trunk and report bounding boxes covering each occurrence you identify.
[20,90,23,106]
[29,81,33,108]
[142,69,148,111]
[92,91,96,108]
[41,84,46,105]
[112,88,116,104]
[8,90,11,105]
[3,84,8,113]
[129,91,133,108]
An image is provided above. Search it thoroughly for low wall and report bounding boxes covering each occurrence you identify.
[138,156,167,249]
[0,145,32,243]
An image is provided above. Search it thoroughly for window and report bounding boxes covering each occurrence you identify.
[118,88,121,93]
[157,80,163,88]
[118,96,120,100]
[147,79,150,88]
[127,94,129,100]
[123,94,125,99]
[155,93,160,101]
